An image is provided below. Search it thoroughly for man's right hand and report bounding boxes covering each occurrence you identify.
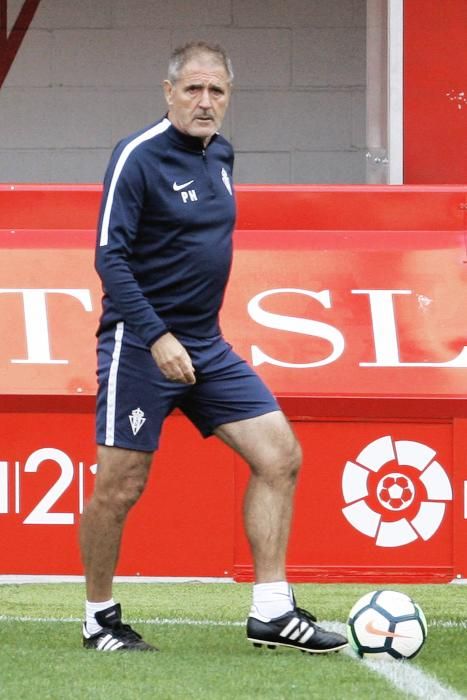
[150,333,196,384]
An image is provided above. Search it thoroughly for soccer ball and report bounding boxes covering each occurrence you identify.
[347,590,427,660]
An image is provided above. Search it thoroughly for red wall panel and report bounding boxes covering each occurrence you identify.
[404,0,467,183]
[0,412,235,576]
[234,421,455,582]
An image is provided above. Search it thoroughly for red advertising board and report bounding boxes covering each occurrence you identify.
[234,422,456,582]
[0,185,466,582]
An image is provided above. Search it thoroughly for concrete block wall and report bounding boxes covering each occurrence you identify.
[0,0,366,184]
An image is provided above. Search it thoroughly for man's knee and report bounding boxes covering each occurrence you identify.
[91,447,152,516]
[278,434,302,480]
[289,437,302,476]
[252,429,302,483]
[114,469,148,513]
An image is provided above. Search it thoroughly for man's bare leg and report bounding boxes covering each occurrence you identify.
[80,445,158,650]
[80,445,153,601]
[214,410,301,583]
[215,411,348,653]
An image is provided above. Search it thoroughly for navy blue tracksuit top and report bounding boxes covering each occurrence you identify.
[95,116,236,347]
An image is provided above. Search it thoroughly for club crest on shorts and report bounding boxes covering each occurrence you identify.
[129,407,146,436]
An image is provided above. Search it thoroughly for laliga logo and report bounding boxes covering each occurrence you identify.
[341,436,453,547]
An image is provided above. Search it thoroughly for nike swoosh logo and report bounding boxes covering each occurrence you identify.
[173,180,194,191]
[364,620,411,639]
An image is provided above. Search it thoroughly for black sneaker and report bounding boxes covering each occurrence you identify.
[82,603,158,651]
[247,604,347,655]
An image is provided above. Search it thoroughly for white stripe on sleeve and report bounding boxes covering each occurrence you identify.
[99,118,171,247]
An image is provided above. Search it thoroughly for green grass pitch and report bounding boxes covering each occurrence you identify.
[0,582,465,699]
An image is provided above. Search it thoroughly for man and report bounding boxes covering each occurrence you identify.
[81,41,347,655]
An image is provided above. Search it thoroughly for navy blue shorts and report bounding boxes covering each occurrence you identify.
[96,323,280,452]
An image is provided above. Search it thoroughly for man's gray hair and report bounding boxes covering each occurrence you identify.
[167,41,234,83]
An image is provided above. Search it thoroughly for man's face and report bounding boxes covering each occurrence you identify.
[164,53,231,146]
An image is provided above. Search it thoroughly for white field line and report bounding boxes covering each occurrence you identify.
[361,658,465,700]
[0,616,464,699]
[327,621,466,700]
[0,615,465,630]
[0,615,245,626]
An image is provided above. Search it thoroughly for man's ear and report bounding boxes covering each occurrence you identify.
[163,80,173,106]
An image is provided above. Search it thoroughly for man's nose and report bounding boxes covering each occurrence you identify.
[199,88,212,109]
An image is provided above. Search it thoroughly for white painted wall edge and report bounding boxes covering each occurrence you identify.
[388,0,404,184]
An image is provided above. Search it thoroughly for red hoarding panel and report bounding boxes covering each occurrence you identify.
[0,225,467,409]
[0,187,467,416]
[1,184,465,231]
[0,412,234,576]
[404,1,467,183]
[235,186,466,231]
[234,422,455,582]
[221,228,467,404]
[452,418,467,580]
[0,186,465,580]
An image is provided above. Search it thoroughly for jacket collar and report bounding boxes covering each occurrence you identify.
[166,116,218,152]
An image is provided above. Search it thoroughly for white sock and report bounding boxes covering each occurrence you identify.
[85,598,115,635]
[251,582,293,619]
